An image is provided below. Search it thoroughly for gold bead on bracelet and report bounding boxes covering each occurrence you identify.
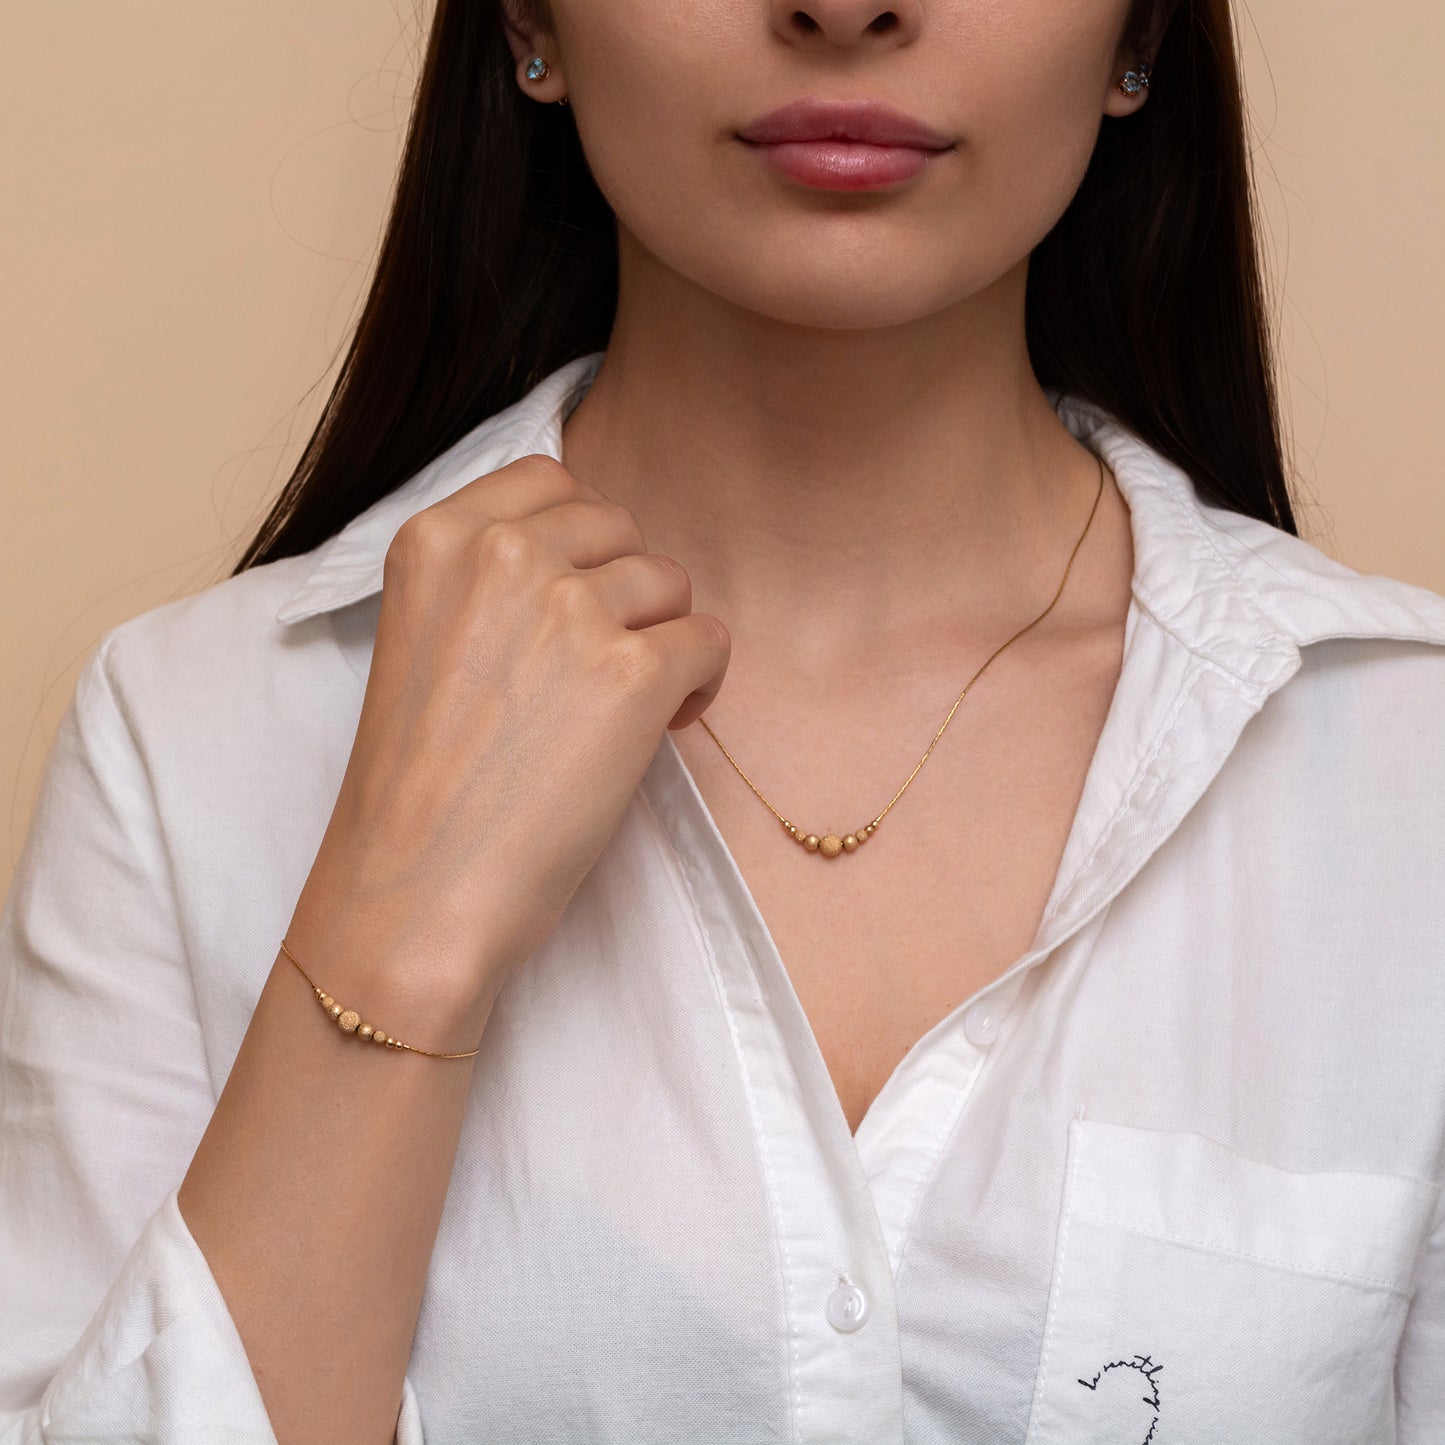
[278,937,481,1060]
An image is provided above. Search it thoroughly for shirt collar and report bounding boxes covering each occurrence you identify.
[275,352,608,629]
[275,349,1445,671]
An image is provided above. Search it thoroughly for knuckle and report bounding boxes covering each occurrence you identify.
[385,511,450,572]
[477,520,534,573]
[610,634,663,696]
[604,500,647,551]
[548,570,592,622]
[524,452,584,494]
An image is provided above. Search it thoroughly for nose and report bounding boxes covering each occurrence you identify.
[768,0,924,51]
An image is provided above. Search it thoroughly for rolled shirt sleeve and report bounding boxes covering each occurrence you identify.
[1397,1175,1445,1441]
[0,636,425,1442]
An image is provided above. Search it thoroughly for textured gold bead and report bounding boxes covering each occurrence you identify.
[319,993,333,1009]
[328,1002,345,1020]
[373,1030,389,1045]
[357,1023,374,1039]
[843,834,859,851]
[819,833,843,858]
[338,1009,361,1033]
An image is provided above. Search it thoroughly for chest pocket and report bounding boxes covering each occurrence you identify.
[1023,1118,1438,1445]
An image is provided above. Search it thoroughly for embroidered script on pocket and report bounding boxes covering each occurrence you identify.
[1075,1353,1163,1443]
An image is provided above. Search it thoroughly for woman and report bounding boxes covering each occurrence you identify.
[2,0,1442,1440]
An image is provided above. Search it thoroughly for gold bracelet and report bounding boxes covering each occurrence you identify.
[279,938,481,1059]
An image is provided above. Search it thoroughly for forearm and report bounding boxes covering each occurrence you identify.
[177,886,494,1445]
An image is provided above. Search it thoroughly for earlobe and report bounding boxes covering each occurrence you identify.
[518,54,570,108]
[1105,59,1152,118]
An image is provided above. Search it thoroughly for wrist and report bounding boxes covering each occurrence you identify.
[279,939,494,1059]
[283,893,499,1059]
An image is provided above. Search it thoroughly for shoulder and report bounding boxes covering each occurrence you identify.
[85,550,354,768]
[1196,509,1445,806]
[1102,468,1445,800]
[1196,498,1445,663]
[97,553,310,676]
[70,553,369,941]
[1060,392,1445,697]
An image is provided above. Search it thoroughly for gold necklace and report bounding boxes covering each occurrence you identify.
[694,451,1106,859]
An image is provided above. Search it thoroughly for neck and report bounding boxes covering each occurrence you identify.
[559,241,1116,670]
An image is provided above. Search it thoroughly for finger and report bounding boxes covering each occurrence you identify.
[525,498,648,571]
[635,612,731,726]
[571,552,693,631]
[441,454,592,526]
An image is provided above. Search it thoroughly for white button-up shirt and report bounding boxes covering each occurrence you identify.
[4,350,1445,1444]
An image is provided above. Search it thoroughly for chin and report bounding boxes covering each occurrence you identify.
[702,259,963,333]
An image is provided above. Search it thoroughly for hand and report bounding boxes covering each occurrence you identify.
[291,454,731,1024]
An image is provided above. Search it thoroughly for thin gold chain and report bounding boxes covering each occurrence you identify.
[280,938,481,1058]
[694,451,1107,859]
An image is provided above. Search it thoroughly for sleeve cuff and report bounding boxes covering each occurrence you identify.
[7,1187,427,1444]
[27,1184,278,1441]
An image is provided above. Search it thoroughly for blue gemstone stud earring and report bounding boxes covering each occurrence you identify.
[524,54,569,106]
[1118,60,1153,96]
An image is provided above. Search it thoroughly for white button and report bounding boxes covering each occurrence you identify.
[825,1276,870,1332]
[964,1000,1000,1047]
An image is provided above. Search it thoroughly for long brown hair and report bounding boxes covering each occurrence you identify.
[231,0,1295,580]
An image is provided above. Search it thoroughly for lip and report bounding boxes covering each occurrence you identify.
[736,97,954,191]
[736,97,955,150]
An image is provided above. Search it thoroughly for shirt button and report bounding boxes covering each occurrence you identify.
[964,1000,1000,1047]
[825,1276,870,1332]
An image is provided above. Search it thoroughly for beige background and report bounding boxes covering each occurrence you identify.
[3,2,1442,893]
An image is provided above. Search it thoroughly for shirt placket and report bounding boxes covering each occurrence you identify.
[641,731,909,1444]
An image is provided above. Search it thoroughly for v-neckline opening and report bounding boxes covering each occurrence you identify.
[640,709,1091,1151]
[633,569,1224,1155]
